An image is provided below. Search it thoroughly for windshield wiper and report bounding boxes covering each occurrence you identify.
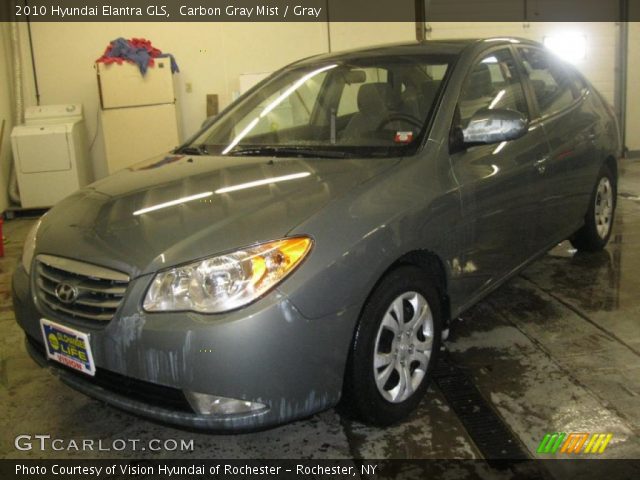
[227,146,350,158]
[176,144,208,155]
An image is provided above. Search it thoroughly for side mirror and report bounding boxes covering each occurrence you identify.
[462,108,529,145]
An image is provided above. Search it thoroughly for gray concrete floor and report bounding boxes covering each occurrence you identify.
[1,160,639,460]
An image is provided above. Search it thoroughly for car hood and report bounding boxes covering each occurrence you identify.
[36,153,401,277]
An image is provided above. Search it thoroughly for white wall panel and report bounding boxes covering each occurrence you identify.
[627,23,640,152]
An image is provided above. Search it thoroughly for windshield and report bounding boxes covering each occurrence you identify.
[185,54,454,158]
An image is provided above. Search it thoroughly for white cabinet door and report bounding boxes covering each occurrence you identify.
[14,125,71,173]
[97,60,175,109]
[101,103,180,174]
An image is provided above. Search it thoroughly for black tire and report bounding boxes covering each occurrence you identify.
[342,265,442,426]
[570,164,617,252]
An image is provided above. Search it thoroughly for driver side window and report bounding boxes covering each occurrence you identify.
[457,48,529,127]
[228,72,329,142]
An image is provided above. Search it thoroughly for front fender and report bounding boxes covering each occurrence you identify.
[281,150,461,320]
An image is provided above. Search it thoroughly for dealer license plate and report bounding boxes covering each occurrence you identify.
[40,319,96,376]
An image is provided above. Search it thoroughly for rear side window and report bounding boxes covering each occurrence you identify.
[458,48,528,127]
[518,47,577,117]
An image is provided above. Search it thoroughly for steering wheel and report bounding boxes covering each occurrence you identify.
[376,112,424,131]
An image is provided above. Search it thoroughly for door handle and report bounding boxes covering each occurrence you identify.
[534,156,549,174]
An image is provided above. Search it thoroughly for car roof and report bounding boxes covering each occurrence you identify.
[291,37,543,67]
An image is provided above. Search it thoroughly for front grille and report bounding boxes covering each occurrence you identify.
[35,254,130,322]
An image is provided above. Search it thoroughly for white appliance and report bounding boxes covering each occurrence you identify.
[97,60,180,174]
[11,104,91,208]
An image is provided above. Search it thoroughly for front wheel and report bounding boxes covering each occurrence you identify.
[570,164,616,252]
[342,266,442,426]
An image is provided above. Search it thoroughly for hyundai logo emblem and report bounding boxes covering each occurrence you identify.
[55,283,79,304]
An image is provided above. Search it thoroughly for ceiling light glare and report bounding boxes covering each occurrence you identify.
[543,33,587,63]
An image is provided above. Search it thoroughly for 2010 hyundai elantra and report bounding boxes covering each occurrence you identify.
[13,37,620,431]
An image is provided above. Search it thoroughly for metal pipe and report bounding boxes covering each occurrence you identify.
[325,0,332,52]
[617,0,629,154]
[9,21,23,205]
[9,22,23,125]
[25,4,40,106]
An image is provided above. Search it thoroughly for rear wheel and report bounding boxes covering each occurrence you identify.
[342,266,442,426]
[570,164,616,252]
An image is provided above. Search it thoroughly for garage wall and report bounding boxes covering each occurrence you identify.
[17,22,330,179]
[427,22,618,105]
[328,22,415,50]
[0,24,15,213]
[627,22,640,152]
[16,21,418,181]
[10,20,629,187]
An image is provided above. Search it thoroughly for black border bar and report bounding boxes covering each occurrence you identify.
[2,459,640,480]
[2,0,639,22]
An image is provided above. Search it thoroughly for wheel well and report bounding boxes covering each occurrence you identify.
[390,250,451,324]
[342,249,452,395]
[605,156,618,184]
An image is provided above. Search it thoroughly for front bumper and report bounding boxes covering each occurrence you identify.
[13,265,358,431]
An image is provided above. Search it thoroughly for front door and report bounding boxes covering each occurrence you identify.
[449,47,550,299]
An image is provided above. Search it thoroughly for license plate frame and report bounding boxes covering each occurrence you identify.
[40,318,96,376]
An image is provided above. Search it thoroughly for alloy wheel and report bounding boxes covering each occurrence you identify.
[373,291,434,403]
[595,177,613,239]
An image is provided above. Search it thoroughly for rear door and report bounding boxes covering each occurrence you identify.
[449,47,550,297]
[515,46,600,247]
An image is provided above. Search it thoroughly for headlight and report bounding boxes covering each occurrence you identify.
[143,236,312,313]
[22,220,41,274]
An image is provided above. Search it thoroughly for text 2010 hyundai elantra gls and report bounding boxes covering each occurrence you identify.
[13,38,620,431]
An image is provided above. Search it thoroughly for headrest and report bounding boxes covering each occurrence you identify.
[466,64,493,99]
[420,79,439,107]
[357,83,395,115]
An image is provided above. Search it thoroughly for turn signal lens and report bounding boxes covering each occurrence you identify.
[143,237,312,313]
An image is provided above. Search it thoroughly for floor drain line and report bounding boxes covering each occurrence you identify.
[433,351,530,461]
[619,192,640,201]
